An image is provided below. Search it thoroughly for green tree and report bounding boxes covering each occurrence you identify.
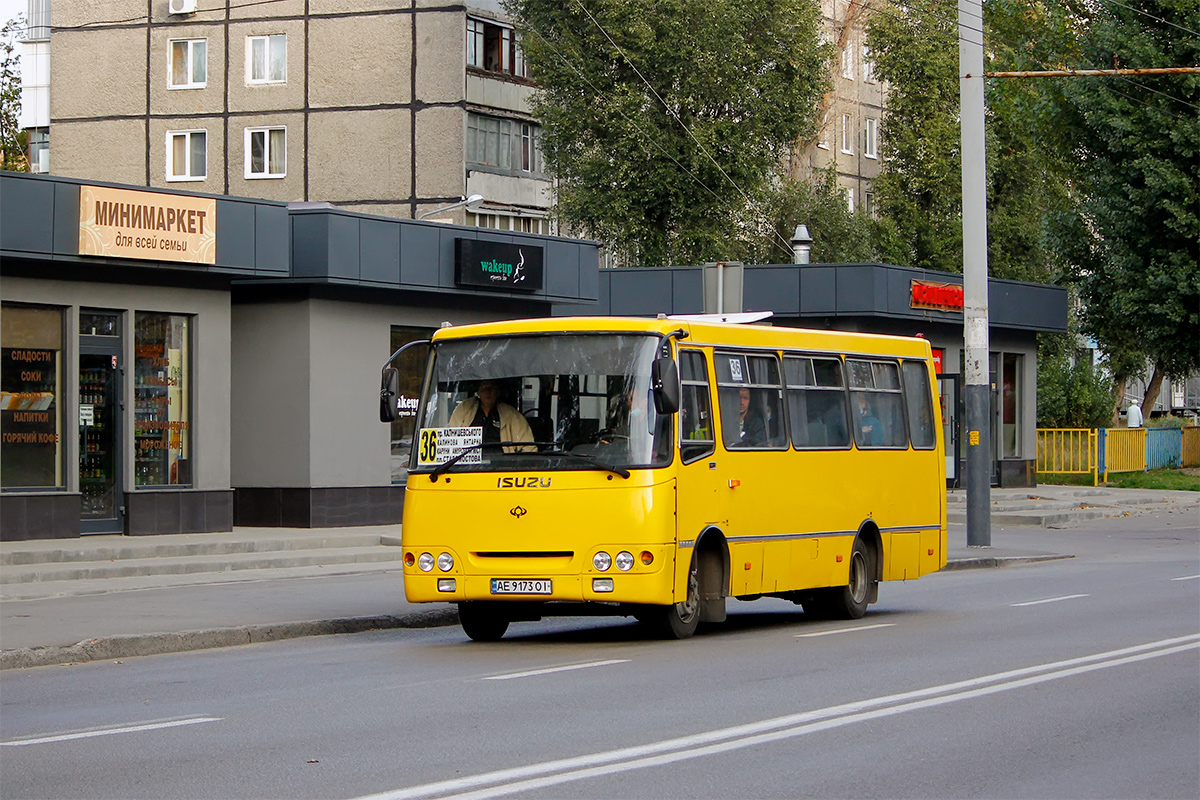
[1047,0,1200,420]
[1,14,28,172]
[747,169,883,264]
[1036,332,1115,429]
[866,0,1073,282]
[506,0,830,266]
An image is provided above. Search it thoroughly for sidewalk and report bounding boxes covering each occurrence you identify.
[2,486,1195,669]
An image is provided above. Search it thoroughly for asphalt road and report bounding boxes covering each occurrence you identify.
[2,514,1197,800]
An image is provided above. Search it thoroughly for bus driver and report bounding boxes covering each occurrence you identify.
[448,380,534,452]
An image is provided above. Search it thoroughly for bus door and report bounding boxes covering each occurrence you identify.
[675,349,725,541]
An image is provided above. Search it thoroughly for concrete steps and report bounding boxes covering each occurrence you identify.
[0,528,407,598]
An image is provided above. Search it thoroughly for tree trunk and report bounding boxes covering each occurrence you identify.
[1110,374,1127,427]
[1141,361,1166,417]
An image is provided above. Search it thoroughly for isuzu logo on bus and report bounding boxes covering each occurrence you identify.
[498,477,552,488]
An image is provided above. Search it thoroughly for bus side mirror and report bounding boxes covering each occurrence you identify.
[651,357,680,415]
[380,368,400,423]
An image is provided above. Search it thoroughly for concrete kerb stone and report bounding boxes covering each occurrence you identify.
[940,554,1074,571]
[0,607,460,670]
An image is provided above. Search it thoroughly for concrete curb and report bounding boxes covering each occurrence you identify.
[941,554,1075,571]
[0,607,460,670]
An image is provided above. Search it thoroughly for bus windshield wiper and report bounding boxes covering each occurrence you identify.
[427,441,630,480]
[538,448,631,479]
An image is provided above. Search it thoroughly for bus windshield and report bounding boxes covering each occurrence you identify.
[412,333,672,473]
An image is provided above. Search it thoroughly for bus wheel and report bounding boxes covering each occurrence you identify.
[458,602,510,641]
[654,554,701,639]
[826,537,874,620]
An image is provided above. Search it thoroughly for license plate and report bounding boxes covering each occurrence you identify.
[490,578,552,595]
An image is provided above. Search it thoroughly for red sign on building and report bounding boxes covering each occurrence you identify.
[911,280,964,312]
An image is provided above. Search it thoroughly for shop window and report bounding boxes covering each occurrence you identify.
[169,38,207,88]
[247,34,286,84]
[1,304,64,489]
[847,359,908,449]
[1002,353,1022,457]
[134,313,191,486]
[390,326,434,484]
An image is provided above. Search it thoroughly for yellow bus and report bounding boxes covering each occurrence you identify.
[380,315,945,640]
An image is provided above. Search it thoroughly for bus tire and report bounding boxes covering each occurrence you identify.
[826,537,874,620]
[458,602,510,641]
[653,553,701,639]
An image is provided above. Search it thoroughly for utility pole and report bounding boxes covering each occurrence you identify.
[960,0,990,547]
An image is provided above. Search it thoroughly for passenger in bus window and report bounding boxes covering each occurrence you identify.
[448,380,534,452]
[856,393,882,447]
[734,387,767,447]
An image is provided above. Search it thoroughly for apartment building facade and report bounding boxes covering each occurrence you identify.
[43,0,553,231]
[792,0,885,216]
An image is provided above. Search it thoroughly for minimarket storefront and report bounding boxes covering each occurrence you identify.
[0,173,599,540]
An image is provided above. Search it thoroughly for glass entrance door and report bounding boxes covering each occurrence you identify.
[79,312,123,534]
[937,374,959,486]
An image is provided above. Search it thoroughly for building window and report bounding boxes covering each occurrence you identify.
[389,327,434,484]
[466,113,543,176]
[865,117,878,159]
[1,304,64,489]
[27,128,49,173]
[841,46,854,80]
[169,39,207,89]
[862,45,875,82]
[845,186,855,213]
[467,212,551,235]
[466,17,528,78]
[134,313,192,486]
[817,114,830,149]
[245,127,286,178]
[864,191,876,218]
[247,34,286,84]
[841,113,854,154]
[167,130,206,181]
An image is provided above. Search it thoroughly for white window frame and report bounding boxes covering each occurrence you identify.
[168,38,207,89]
[845,186,855,213]
[247,34,286,84]
[841,46,854,80]
[817,114,830,150]
[166,129,206,182]
[841,113,854,154]
[865,117,878,159]
[862,45,875,83]
[244,126,286,179]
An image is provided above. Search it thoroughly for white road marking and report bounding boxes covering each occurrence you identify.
[482,659,630,681]
[1170,575,1200,582]
[795,623,896,638]
[351,634,1200,800]
[1,716,221,747]
[1011,593,1090,607]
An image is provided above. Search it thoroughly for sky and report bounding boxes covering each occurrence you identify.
[2,0,26,45]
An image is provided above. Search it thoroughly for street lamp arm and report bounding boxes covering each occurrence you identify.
[418,194,485,221]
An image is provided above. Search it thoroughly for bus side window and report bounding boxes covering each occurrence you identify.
[785,356,850,449]
[902,360,937,449]
[679,350,715,463]
[847,359,908,449]
[716,351,787,450]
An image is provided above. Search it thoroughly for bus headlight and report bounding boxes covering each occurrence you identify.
[417,553,435,572]
[437,552,454,572]
[615,551,634,571]
[593,551,612,571]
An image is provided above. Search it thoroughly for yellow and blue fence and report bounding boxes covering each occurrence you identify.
[1037,426,1199,485]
